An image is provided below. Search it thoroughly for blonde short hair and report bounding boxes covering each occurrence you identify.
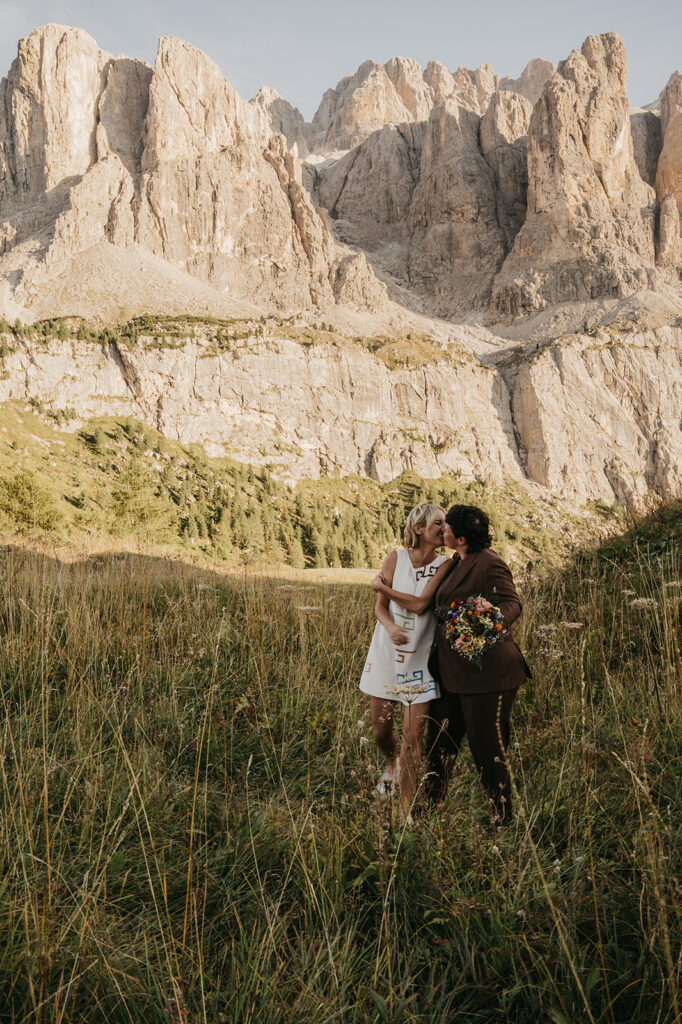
[403,503,443,549]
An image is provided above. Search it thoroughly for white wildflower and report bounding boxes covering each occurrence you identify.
[359,736,369,746]
[386,683,430,700]
[622,589,636,597]
[491,845,500,855]
[553,859,561,874]
[629,597,657,609]
[560,622,583,629]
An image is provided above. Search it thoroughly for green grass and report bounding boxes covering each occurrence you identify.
[0,501,680,1022]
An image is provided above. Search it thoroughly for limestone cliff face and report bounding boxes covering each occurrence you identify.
[630,109,662,187]
[493,34,658,315]
[307,60,414,153]
[0,26,147,308]
[250,87,308,155]
[306,56,502,154]
[316,121,426,283]
[309,34,682,319]
[0,26,108,203]
[136,36,337,309]
[316,96,530,315]
[0,328,523,484]
[656,72,682,250]
[1,318,681,508]
[0,25,384,320]
[406,102,507,314]
[4,26,680,326]
[504,325,682,506]
[479,91,532,247]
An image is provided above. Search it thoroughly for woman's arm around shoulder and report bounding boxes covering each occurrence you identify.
[370,554,454,614]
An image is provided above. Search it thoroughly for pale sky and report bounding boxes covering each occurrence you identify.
[0,0,679,116]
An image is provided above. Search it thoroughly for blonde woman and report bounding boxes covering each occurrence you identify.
[360,503,453,817]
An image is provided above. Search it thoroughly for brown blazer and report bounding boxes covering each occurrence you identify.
[428,548,531,695]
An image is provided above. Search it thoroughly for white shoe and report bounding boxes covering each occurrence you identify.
[376,765,398,800]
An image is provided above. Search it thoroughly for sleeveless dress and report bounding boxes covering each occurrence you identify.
[360,548,448,705]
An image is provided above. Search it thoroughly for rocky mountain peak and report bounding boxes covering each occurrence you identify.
[449,63,498,114]
[0,24,387,322]
[492,31,659,314]
[0,26,680,328]
[250,87,308,154]
[499,58,555,105]
[0,24,108,204]
[656,71,682,222]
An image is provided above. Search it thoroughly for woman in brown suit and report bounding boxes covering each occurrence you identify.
[372,504,530,823]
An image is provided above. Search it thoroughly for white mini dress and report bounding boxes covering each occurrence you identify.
[360,548,448,706]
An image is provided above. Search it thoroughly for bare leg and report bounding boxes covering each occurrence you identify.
[398,701,430,816]
[371,697,398,772]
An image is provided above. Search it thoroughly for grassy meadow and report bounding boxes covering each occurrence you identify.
[0,500,680,1023]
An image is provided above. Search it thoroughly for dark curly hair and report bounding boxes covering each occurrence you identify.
[446,504,492,553]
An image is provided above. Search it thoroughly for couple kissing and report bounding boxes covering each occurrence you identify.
[360,503,531,824]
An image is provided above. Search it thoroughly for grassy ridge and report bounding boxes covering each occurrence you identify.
[0,400,600,571]
[0,502,680,1022]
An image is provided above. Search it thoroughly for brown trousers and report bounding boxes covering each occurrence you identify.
[425,688,518,823]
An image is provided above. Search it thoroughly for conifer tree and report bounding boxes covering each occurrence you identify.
[110,458,178,540]
[426,481,440,504]
[311,529,328,568]
[288,533,306,569]
[325,535,341,567]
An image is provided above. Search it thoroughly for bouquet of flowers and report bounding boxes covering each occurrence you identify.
[441,595,505,669]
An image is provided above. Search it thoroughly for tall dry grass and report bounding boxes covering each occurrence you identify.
[0,507,680,1023]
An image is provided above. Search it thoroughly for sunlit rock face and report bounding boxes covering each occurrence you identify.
[2,316,682,509]
[493,33,658,315]
[656,71,682,261]
[0,25,385,320]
